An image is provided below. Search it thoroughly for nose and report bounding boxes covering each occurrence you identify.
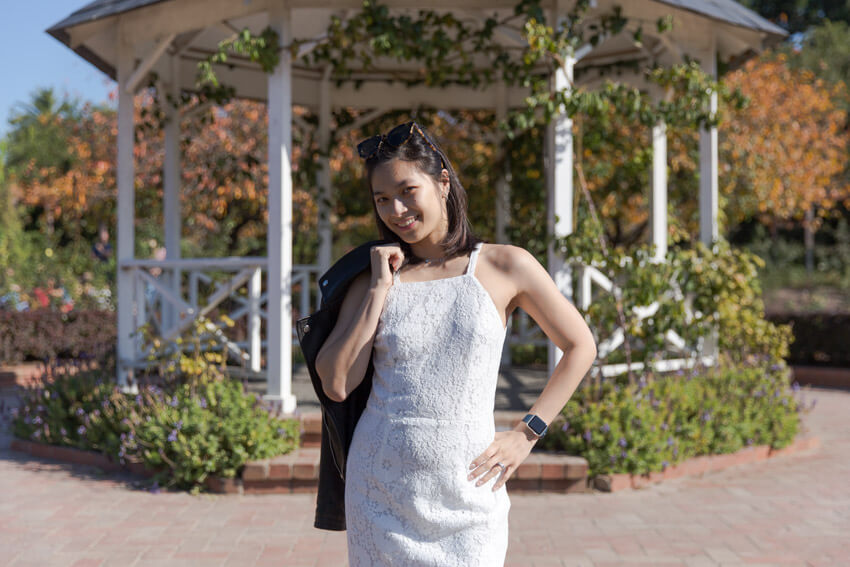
[391,197,408,216]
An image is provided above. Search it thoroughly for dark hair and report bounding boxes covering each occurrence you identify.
[363,124,479,263]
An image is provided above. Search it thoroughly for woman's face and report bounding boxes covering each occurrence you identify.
[370,158,449,245]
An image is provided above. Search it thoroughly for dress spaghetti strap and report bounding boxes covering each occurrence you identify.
[465,242,483,276]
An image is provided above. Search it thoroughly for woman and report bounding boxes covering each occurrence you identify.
[315,121,597,566]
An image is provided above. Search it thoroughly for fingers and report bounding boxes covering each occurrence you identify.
[468,451,511,490]
[369,244,405,287]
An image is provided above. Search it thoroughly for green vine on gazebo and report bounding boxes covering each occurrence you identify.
[190,0,745,135]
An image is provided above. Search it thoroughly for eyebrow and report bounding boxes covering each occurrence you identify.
[372,179,415,196]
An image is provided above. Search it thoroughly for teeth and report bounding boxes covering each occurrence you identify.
[397,217,416,228]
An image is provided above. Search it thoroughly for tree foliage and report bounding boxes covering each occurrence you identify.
[721,54,850,225]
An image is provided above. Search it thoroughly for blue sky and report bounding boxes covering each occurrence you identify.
[0,1,116,137]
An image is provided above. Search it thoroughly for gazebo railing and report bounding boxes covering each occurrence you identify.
[503,262,716,376]
[572,263,716,377]
[120,258,322,374]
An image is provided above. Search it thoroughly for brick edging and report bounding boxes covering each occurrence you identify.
[593,434,821,492]
[11,439,159,480]
[10,433,821,496]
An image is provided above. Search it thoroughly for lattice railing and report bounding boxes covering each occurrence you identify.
[121,258,322,373]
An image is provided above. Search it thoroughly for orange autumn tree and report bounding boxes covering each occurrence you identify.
[721,54,850,227]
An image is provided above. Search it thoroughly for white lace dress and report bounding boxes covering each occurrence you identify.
[345,243,510,566]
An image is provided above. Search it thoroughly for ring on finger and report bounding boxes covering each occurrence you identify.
[494,462,506,471]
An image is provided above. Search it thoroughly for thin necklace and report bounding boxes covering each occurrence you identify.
[422,256,447,265]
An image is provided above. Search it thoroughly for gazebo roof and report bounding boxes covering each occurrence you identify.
[46,0,787,110]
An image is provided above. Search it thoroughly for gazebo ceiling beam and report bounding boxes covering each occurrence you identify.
[126,32,176,94]
[338,108,388,134]
[121,0,272,45]
[169,29,205,56]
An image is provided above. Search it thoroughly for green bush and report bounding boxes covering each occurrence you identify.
[557,222,792,369]
[539,364,803,477]
[12,363,299,492]
[126,378,299,489]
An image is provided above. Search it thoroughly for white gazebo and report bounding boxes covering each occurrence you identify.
[48,0,784,411]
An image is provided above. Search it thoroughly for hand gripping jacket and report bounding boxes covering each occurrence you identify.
[295,240,385,531]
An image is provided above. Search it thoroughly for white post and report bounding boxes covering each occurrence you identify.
[248,267,262,373]
[116,28,138,392]
[699,40,719,362]
[163,55,182,333]
[496,83,513,367]
[317,68,333,275]
[650,120,668,261]
[495,83,510,245]
[266,4,297,413]
[546,44,575,375]
[699,41,719,247]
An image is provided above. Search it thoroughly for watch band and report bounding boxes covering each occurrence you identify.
[521,414,548,438]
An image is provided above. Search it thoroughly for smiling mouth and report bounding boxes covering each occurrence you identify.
[395,217,418,230]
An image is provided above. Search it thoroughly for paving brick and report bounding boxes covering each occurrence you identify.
[1,386,847,567]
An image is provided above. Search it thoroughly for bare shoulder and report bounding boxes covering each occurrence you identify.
[478,243,541,275]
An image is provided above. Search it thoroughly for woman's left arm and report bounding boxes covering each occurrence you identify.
[469,246,597,491]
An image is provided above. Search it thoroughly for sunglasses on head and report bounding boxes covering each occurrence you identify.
[357,121,444,167]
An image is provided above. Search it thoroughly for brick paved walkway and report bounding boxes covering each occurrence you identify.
[1,386,847,567]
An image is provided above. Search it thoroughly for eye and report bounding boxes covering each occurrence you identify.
[375,197,387,204]
[404,186,416,193]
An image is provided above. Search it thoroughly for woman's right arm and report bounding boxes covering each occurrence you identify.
[315,244,403,402]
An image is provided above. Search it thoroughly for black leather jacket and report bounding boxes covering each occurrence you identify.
[295,240,384,531]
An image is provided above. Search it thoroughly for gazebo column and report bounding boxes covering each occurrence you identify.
[116,31,137,391]
[266,4,297,413]
[699,41,719,246]
[545,52,575,375]
[163,55,181,332]
[495,83,510,246]
[650,120,668,261]
[698,39,719,361]
[495,83,513,366]
[317,68,333,274]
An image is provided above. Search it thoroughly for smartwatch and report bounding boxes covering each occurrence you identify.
[521,414,548,438]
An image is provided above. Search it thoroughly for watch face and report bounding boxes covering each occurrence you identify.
[525,414,548,436]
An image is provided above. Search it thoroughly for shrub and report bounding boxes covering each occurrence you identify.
[557,222,792,371]
[0,309,115,364]
[539,363,804,477]
[126,377,299,489]
[12,362,299,492]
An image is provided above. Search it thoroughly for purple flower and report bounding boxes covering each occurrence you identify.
[583,430,592,442]
[620,450,627,459]
[618,437,627,448]
[32,430,41,439]
[60,427,67,437]
[175,420,183,430]
[76,408,85,416]
[169,397,179,407]
[791,382,800,392]
[701,411,711,422]
[661,460,669,469]
[33,416,42,425]
[199,398,207,409]
[561,421,570,432]
[746,438,754,446]
[167,429,178,442]
[135,395,143,406]
[667,436,675,446]
[610,455,618,464]
[770,363,782,371]
[600,423,610,433]
[77,425,86,435]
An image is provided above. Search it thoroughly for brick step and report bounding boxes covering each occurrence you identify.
[290,410,529,450]
[239,447,590,495]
